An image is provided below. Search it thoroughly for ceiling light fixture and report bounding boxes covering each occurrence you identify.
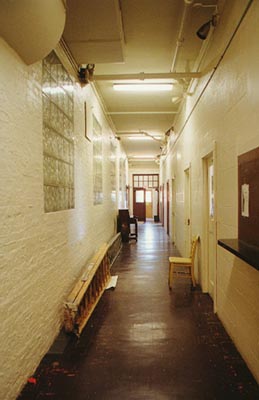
[131,155,155,159]
[113,83,173,92]
[128,136,153,141]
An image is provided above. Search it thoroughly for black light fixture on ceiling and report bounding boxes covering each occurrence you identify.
[196,13,218,40]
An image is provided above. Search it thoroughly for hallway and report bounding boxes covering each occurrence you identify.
[18,222,259,400]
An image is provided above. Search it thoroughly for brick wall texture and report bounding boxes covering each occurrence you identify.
[0,39,126,399]
[160,2,259,383]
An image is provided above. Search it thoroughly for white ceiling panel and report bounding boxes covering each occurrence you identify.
[63,0,124,64]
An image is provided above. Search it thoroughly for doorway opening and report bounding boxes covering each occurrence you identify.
[171,178,176,244]
[166,180,170,235]
[133,174,159,222]
[184,166,191,255]
[146,190,152,219]
[203,154,216,301]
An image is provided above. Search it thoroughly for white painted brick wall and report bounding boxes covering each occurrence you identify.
[161,2,259,382]
[0,39,126,399]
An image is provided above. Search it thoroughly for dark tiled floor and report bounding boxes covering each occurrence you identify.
[18,222,259,399]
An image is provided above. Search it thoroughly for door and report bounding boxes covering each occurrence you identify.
[207,156,215,299]
[184,167,191,255]
[160,184,165,226]
[133,188,146,222]
[166,181,170,235]
[145,190,152,219]
[154,189,159,221]
[171,178,176,244]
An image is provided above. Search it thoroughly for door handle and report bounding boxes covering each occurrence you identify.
[187,218,190,226]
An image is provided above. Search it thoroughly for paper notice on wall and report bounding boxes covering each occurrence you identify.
[241,184,249,217]
[106,275,118,290]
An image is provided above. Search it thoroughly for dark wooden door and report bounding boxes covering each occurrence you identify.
[133,188,146,221]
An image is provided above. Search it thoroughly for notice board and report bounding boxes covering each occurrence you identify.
[238,146,259,247]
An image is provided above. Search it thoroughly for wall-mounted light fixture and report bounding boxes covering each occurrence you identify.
[196,13,218,40]
[113,83,173,92]
[78,64,95,84]
[194,2,219,40]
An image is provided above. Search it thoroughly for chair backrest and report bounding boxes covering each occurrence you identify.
[190,235,199,261]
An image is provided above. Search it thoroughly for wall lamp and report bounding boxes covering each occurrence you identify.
[196,13,218,40]
[194,3,219,40]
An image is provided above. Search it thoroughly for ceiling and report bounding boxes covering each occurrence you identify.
[63,0,219,167]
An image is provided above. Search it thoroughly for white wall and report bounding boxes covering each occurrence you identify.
[0,39,126,399]
[160,1,259,382]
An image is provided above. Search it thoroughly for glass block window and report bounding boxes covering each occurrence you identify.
[119,157,126,208]
[110,138,117,203]
[42,51,74,212]
[93,115,103,205]
[133,174,159,189]
[119,157,125,192]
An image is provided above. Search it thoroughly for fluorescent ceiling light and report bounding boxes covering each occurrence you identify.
[113,83,173,92]
[127,135,162,141]
[128,136,153,141]
[131,155,155,159]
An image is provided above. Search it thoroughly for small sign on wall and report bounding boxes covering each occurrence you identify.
[241,183,249,217]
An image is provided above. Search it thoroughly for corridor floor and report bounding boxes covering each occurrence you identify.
[18,222,259,400]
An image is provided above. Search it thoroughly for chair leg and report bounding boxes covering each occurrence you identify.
[191,266,196,287]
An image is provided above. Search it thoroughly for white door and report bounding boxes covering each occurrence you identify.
[171,178,176,244]
[184,167,191,255]
[207,156,215,299]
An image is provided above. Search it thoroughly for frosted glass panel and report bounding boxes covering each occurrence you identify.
[110,139,117,202]
[93,115,103,205]
[146,191,152,202]
[136,190,144,203]
[209,164,214,218]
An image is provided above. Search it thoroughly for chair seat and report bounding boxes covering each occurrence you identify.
[169,257,191,264]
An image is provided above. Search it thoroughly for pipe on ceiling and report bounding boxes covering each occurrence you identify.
[170,0,194,72]
[168,0,254,153]
[106,111,178,115]
[94,72,201,81]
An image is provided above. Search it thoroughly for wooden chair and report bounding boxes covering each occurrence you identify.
[168,235,199,289]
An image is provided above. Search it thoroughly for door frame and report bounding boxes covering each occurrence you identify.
[166,180,170,235]
[184,165,191,255]
[160,184,165,227]
[171,178,176,244]
[202,142,217,312]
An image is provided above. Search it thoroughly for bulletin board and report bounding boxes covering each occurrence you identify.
[238,146,259,247]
